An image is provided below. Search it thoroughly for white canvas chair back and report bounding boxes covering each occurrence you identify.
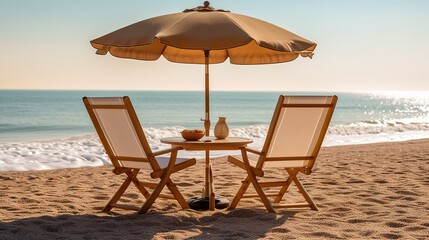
[259,96,337,169]
[84,97,155,170]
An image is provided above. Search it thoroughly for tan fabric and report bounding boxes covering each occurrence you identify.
[86,97,195,172]
[230,153,306,169]
[264,160,307,168]
[267,97,331,161]
[267,100,330,158]
[93,109,147,158]
[121,157,191,170]
[87,97,151,169]
[90,10,316,65]
[120,160,151,169]
[262,96,334,168]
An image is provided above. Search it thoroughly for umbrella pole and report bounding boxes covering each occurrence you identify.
[204,50,210,137]
[203,50,214,208]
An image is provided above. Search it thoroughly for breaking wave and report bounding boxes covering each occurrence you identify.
[1,120,429,172]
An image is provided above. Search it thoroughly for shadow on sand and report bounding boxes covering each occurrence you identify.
[0,208,295,239]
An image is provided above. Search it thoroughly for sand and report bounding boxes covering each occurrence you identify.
[1,139,428,239]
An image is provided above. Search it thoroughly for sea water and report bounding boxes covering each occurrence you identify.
[1,90,428,171]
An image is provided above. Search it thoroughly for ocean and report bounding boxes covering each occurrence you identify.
[1,90,428,171]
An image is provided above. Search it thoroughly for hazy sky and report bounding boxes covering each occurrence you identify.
[0,0,428,91]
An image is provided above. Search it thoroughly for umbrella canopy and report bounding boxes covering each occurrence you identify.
[91,3,316,64]
[90,1,317,135]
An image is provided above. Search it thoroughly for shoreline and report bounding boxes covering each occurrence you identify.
[2,134,429,172]
[1,139,428,239]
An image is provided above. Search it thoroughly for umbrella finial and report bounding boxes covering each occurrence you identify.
[183,2,230,12]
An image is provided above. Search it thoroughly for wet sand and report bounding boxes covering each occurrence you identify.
[1,139,428,239]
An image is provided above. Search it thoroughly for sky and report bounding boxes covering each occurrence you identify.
[0,0,428,92]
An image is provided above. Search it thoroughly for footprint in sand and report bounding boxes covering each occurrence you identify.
[347,219,373,224]
[365,197,387,204]
[401,196,417,201]
[380,233,403,239]
[396,190,419,196]
[405,226,426,231]
[385,221,406,228]
[93,196,110,200]
[373,179,388,184]
[309,232,341,238]
[345,179,366,184]
[397,217,416,223]
[123,193,139,199]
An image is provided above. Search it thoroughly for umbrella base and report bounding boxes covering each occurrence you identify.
[187,196,229,210]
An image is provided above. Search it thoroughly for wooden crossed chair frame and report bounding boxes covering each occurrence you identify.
[83,96,196,214]
[228,95,337,212]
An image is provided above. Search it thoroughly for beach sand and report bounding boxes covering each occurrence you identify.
[1,139,428,239]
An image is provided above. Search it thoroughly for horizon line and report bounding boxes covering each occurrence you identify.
[1,89,429,94]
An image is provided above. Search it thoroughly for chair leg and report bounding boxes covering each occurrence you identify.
[166,180,189,209]
[103,169,139,212]
[292,175,319,211]
[127,171,151,199]
[273,177,293,203]
[138,172,173,214]
[246,170,275,213]
[239,148,275,213]
[228,176,250,210]
[273,168,298,203]
[139,150,183,214]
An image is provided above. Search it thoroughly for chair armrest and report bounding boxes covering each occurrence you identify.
[152,147,183,156]
[151,147,182,179]
[240,147,264,156]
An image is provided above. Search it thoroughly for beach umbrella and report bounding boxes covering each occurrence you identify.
[90,1,317,136]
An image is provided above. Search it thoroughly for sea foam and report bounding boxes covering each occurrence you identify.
[1,123,429,172]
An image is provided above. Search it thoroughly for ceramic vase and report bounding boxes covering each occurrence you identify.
[214,117,229,139]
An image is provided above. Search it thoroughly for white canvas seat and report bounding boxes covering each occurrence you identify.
[83,96,196,214]
[120,156,191,170]
[228,95,338,212]
[229,153,308,169]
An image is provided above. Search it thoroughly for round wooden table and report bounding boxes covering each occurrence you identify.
[160,136,253,210]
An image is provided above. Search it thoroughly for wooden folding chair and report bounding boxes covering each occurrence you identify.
[83,96,196,214]
[228,95,337,212]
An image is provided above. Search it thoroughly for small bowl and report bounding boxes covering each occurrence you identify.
[181,129,205,141]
